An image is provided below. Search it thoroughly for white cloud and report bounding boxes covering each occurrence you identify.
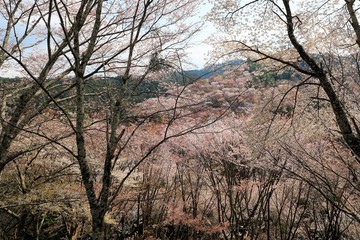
[186,43,212,69]
[0,67,24,78]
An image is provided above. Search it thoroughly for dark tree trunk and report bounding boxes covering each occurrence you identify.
[91,209,106,239]
[282,0,360,159]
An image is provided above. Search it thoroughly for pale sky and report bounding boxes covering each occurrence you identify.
[184,2,215,69]
[185,28,214,69]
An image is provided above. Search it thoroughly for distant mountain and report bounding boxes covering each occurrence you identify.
[187,59,245,79]
[171,59,246,85]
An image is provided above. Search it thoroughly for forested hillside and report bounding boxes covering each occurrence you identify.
[1,0,360,239]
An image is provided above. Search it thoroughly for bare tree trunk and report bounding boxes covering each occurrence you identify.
[91,209,107,239]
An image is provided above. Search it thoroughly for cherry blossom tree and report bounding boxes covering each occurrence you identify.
[209,0,360,158]
[208,0,360,227]
[0,0,217,238]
